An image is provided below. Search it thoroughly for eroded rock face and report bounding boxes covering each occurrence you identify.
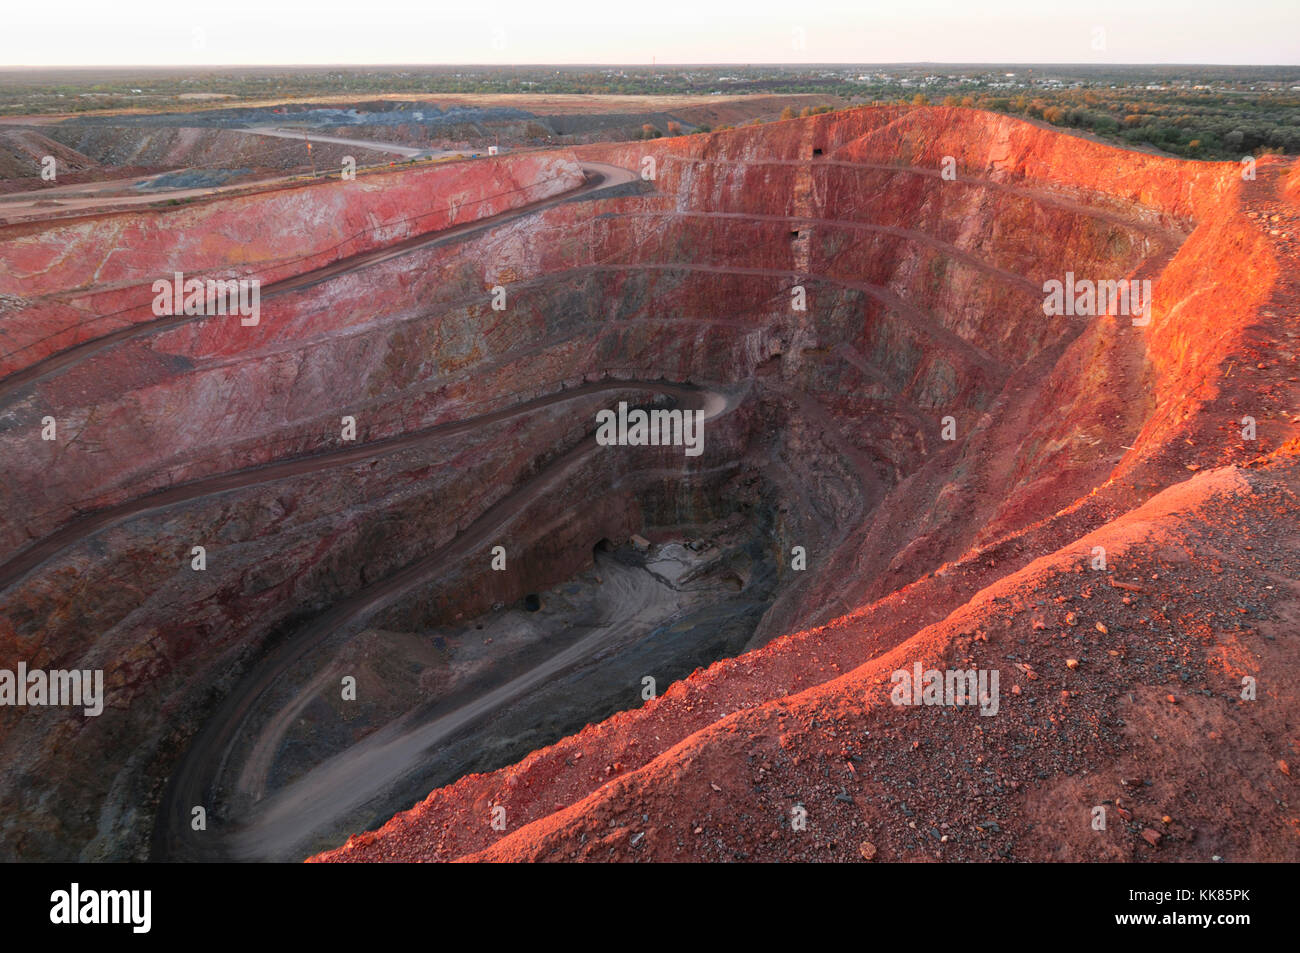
[0,106,1293,862]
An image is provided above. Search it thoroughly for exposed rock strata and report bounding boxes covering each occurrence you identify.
[0,107,1292,862]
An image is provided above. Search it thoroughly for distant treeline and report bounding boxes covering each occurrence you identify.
[2,66,1296,160]
[916,89,1300,159]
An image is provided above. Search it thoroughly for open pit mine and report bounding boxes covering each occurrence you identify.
[0,106,1296,863]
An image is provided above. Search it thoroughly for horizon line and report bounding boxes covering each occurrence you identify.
[4,61,1300,70]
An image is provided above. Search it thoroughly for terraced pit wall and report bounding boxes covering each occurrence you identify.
[0,106,1257,861]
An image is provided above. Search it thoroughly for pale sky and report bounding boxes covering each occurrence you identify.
[3,0,1297,66]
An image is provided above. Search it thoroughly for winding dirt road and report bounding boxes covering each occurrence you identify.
[0,157,735,859]
[0,160,636,406]
[226,556,687,861]
[239,125,449,159]
[0,378,706,594]
[151,380,735,861]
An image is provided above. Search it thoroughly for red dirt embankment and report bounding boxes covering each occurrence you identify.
[1285,161,1300,205]
[314,108,1299,863]
[0,150,585,379]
